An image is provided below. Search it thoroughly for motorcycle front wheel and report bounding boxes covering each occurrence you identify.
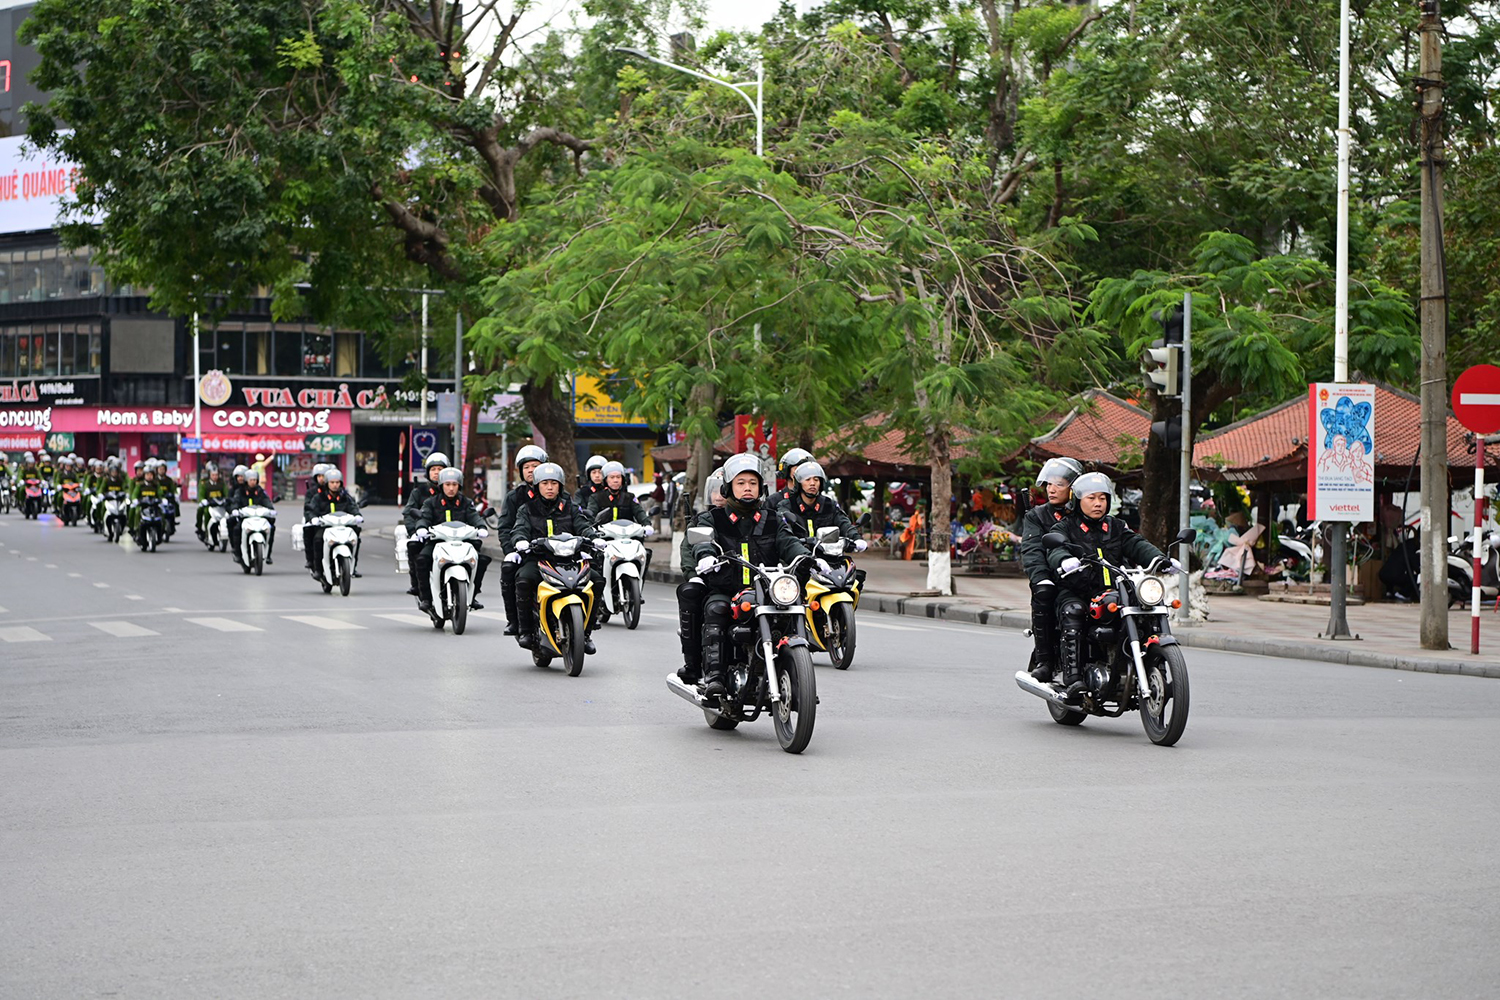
[622,576,642,630]
[1140,645,1189,746]
[337,555,353,597]
[449,579,469,635]
[251,542,264,576]
[827,603,857,670]
[561,603,585,676]
[773,645,817,754]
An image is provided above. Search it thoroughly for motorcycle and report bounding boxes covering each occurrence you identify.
[596,515,647,629]
[160,492,179,540]
[666,525,819,754]
[57,479,84,526]
[202,500,230,552]
[423,521,481,635]
[803,528,863,669]
[1449,529,1500,609]
[21,477,44,519]
[101,489,130,543]
[523,533,600,676]
[310,511,363,596]
[0,475,10,514]
[86,484,105,532]
[1015,528,1196,747]
[234,504,276,575]
[133,497,166,552]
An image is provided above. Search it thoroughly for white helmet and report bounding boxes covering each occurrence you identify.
[244,467,261,483]
[424,452,450,470]
[793,461,826,487]
[601,460,626,480]
[722,453,764,493]
[312,463,331,479]
[437,467,462,486]
[1036,457,1084,489]
[324,466,343,484]
[585,455,608,474]
[232,464,248,479]
[1071,471,1116,509]
[514,445,547,470]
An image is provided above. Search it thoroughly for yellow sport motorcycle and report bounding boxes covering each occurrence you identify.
[803,526,863,669]
[525,534,600,677]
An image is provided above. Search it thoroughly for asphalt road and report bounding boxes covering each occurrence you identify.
[2,507,1498,999]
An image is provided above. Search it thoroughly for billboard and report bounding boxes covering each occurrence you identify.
[1306,382,1375,522]
[573,373,648,428]
[0,133,82,235]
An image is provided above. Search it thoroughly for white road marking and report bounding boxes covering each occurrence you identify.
[468,611,509,622]
[160,606,183,612]
[125,595,144,601]
[643,612,678,621]
[88,621,160,638]
[860,620,931,631]
[93,582,110,588]
[26,556,37,562]
[45,563,57,568]
[0,626,50,643]
[282,615,365,631]
[374,613,439,627]
[67,573,82,578]
[0,605,7,613]
[185,617,263,633]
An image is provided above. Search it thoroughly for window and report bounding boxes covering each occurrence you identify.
[16,327,32,376]
[87,327,103,372]
[245,324,271,375]
[214,326,244,375]
[274,325,301,376]
[304,330,331,376]
[59,329,75,375]
[361,333,389,379]
[334,332,359,378]
[0,333,12,376]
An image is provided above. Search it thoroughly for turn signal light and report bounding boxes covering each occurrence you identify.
[740,601,753,613]
[809,600,820,611]
[1107,602,1119,613]
[1171,599,1182,609]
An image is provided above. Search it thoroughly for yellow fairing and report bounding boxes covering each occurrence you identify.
[803,577,855,648]
[537,580,596,654]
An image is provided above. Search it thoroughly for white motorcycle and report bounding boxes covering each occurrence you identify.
[235,505,276,576]
[422,522,482,634]
[597,516,648,629]
[101,489,130,543]
[202,500,230,552]
[309,511,363,596]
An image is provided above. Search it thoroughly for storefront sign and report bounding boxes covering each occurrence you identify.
[304,434,347,454]
[573,373,648,428]
[411,427,439,466]
[1306,383,1375,522]
[0,379,98,405]
[0,406,50,431]
[4,406,353,437]
[200,433,315,454]
[232,381,419,410]
[44,432,74,452]
[198,369,233,406]
[0,134,95,236]
[0,432,42,450]
[209,407,333,434]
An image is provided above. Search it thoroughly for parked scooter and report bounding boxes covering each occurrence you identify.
[596,515,647,629]
[234,504,276,576]
[310,511,363,596]
[1449,529,1500,609]
[423,521,481,634]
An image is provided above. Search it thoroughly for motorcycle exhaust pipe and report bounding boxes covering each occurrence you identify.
[666,673,708,708]
[1014,670,1072,706]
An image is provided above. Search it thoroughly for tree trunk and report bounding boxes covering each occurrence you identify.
[520,377,577,485]
[925,425,953,595]
[684,381,719,514]
[1137,392,1180,548]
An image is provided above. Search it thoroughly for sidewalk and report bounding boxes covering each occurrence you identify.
[641,535,1500,680]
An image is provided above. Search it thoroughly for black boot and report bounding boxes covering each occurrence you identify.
[515,603,538,650]
[1058,626,1086,702]
[700,626,727,698]
[502,559,520,634]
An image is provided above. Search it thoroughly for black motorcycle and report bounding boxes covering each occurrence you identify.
[1015,529,1195,747]
[134,497,166,552]
[666,525,819,754]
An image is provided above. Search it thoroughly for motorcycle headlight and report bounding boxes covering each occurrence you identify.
[769,574,801,607]
[1137,575,1166,606]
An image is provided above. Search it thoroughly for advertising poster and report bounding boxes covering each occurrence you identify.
[1306,382,1376,522]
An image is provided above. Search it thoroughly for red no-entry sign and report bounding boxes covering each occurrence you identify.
[1452,364,1500,434]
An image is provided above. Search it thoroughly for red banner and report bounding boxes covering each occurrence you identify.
[733,415,777,458]
[458,402,473,473]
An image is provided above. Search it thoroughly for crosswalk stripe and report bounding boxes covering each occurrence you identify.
[185,617,263,633]
[88,621,160,638]
[282,615,365,631]
[93,582,109,588]
[374,613,438,627]
[0,626,50,643]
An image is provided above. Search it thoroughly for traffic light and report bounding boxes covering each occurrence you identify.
[1142,305,1185,398]
[1151,419,1182,450]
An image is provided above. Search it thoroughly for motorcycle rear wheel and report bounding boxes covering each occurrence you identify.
[561,603,586,676]
[705,703,741,730]
[622,577,642,630]
[773,645,817,754]
[827,603,857,670]
[1140,644,1190,746]
[1047,701,1087,726]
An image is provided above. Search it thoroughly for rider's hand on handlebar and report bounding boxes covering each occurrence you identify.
[414,527,431,541]
[853,538,868,552]
[696,556,720,575]
[477,528,488,538]
[815,558,832,573]
[1059,556,1083,576]
[504,552,521,565]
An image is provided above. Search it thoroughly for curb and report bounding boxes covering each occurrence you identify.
[643,562,1499,680]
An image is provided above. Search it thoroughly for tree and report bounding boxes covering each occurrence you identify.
[20,0,619,481]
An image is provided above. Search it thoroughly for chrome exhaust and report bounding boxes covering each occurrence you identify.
[666,673,708,707]
[1014,670,1073,706]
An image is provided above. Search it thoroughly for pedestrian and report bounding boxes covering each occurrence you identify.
[651,472,666,534]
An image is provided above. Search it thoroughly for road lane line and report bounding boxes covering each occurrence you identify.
[860,620,931,631]
[93,582,110,588]
[184,617,263,633]
[468,611,510,622]
[125,595,144,601]
[0,626,50,643]
[643,612,678,621]
[0,605,8,613]
[45,563,57,568]
[67,573,82,578]
[374,613,439,627]
[88,621,160,638]
[282,615,365,631]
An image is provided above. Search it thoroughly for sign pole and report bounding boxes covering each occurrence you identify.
[1452,364,1500,654]
[1178,292,1192,622]
[419,292,429,425]
[1472,446,1484,654]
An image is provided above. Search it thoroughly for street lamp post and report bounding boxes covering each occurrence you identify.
[613,46,763,157]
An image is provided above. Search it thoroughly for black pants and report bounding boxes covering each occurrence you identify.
[406,536,425,590]
[501,557,519,624]
[416,540,491,603]
[228,520,275,559]
[676,578,708,670]
[1029,580,1060,665]
[307,526,361,577]
[515,560,604,635]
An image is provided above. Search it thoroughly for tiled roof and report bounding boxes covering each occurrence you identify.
[817,413,972,475]
[1194,382,1498,474]
[650,425,736,465]
[1028,389,1151,466]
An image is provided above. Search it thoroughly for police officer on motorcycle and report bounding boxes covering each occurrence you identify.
[574,454,608,510]
[1045,472,1164,699]
[413,466,492,615]
[587,460,650,527]
[305,466,362,580]
[496,444,547,635]
[1020,457,1083,682]
[226,467,276,565]
[401,453,449,595]
[776,461,863,546]
[510,461,603,653]
[675,466,724,684]
[774,447,815,508]
[690,453,811,698]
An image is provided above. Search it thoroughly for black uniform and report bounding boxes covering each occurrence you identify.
[574,479,605,513]
[401,477,441,592]
[775,489,859,543]
[1019,500,1071,672]
[690,500,810,688]
[675,508,715,680]
[587,485,649,526]
[413,491,492,606]
[509,492,602,643]
[304,484,361,577]
[495,481,538,627]
[1044,509,1164,686]
[227,484,275,562]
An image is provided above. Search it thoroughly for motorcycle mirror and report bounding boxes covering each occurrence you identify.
[357,498,371,508]
[1172,527,1197,545]
[815,526,841,544]
[1042,531,1069,549]
[686,526,714,547]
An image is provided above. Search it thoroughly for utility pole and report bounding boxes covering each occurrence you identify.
[1178,292,1192,623]
[1418,0,1449,649]
[1324,0,1354,639]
